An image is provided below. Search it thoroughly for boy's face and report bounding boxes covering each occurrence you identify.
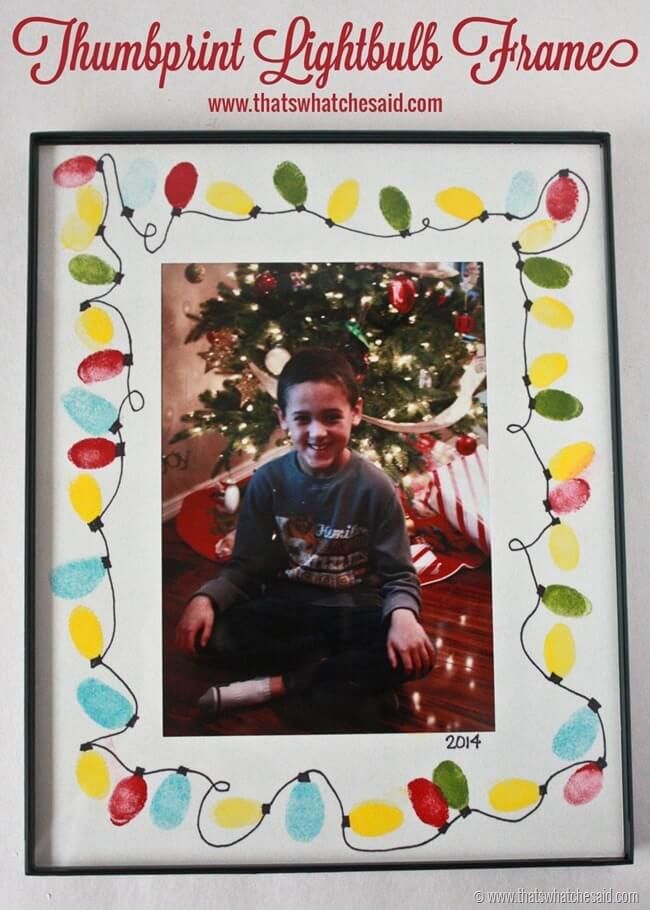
[276,380,362,477]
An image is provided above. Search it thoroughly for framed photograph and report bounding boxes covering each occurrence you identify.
[26,131,632,872]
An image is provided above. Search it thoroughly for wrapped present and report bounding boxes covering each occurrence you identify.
[425,444,490,553]
[410,540,486,587]
[176,478,247,562]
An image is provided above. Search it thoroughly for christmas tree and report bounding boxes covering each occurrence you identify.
[172,260,485,485]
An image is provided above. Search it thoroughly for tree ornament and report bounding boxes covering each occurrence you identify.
[290,271,306,289]
[235,370,259,405]
[412,434,435,453]
[199,330,238,373]
[418,369,433,389]
[460,262,482,292]
[265,346,291,376]
[223,481,241,513]
[388,274,416,313]
[206,328,237,349]
[455,313,476,334]
[340,321,370,379]
[455,434,477,456]
[353,351,370,381]
[184,263,205,283]
[255,271,277,295]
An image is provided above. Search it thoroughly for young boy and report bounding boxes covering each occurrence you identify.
[175,347,435,714]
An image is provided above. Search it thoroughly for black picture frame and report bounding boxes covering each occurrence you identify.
[25,131,632,873]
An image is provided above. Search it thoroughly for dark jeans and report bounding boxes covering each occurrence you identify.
[206,597,428,696]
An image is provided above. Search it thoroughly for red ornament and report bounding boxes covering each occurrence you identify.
[412,434,436,453]
[164,162,198,210]
[255,271,278,295]
[545,175,579,223]
[455,313,475,334]
[407,778,450,828]
[434,288,450,307]
[455,434,477,456]
[53,155,97,188]
[388,274,416,314]
[68,438,121,469]
[109,772,148,826]
[77,349,127,383]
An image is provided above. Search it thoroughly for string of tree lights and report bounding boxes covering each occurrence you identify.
[49,151,607,851]
[503,168,607,797]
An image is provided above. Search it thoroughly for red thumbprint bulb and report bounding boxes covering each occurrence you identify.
[53,156,98,188]
[407,778,450,828]
[68,438,123,469]
[164,162,198,211]
[77,349,129,383]
[109,770,148,826]
[545,175,579,223]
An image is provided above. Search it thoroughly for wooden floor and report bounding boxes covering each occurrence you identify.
[162,520,494,736]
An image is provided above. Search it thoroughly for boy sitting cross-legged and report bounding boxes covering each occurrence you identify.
[175,347,435,715]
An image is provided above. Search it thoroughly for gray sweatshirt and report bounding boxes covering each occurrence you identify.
[198,450,421,620]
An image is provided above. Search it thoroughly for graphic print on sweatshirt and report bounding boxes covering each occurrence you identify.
[276,513,369,588]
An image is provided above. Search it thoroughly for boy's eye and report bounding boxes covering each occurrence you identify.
[292,413,342,425]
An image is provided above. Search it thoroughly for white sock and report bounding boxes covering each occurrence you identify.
[198,678,272,713]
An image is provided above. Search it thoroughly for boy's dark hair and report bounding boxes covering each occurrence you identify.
[276,347,361,413]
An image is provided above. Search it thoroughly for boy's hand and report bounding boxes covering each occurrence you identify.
[175,595,216,656]
[387,608,435,676]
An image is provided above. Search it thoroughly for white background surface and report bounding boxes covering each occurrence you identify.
[2,0,648,906]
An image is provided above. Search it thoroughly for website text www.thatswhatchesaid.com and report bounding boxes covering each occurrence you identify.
[207,91,443,114]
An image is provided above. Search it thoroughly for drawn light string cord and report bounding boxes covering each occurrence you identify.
[516,585,608,763]
[504,170,606,773]
[100,161,590,253]
[60,156,147,745]
[472,757,607,825]
[59,155,605,850]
